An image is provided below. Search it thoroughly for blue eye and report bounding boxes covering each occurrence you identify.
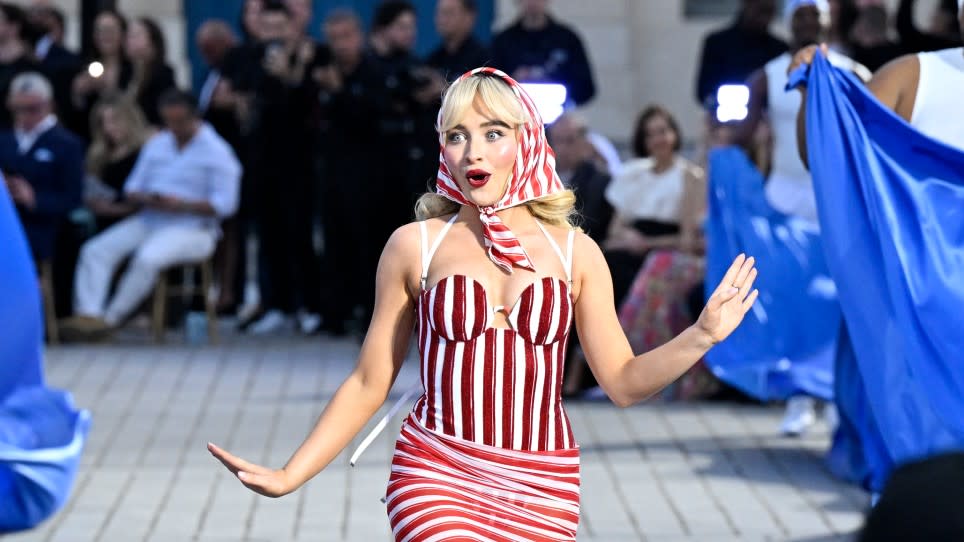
[446,132,466,144]
[486,130,504,141]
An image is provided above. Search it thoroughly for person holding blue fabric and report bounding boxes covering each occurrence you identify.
[734,0,868,436]
[791,4,964,156]
[789,0,964,501]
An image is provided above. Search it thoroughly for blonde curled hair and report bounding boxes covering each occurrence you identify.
[414,72,579,230]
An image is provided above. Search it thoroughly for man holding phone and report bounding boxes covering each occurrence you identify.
[61,90,240,340]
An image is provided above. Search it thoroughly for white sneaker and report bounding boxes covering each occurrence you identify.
[823,402,840,434]
[248,310,291,335]
[297,311,321,334]
[780,396,817,436]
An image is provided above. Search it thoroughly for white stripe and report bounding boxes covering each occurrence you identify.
[529,282,542,339]
[547,338,556,448]
[512,337,526,450]
[434,338,447,429]
[427,284,439,334]
[544,279,561,342]
[494,330,504,448]
[463,279,475,339]
[419,304,431,424]
[473,330,486,443]
[531,344,545,451]
[451,341,465,438]
[561,344,570,449]
[443,277,455,338]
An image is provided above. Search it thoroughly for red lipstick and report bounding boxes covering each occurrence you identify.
[466,169,491,188]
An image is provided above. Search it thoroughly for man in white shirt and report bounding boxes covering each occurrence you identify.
[62,90,241,340]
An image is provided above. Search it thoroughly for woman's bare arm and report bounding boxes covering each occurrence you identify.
[572,234,757,407]
[209,224,420,497]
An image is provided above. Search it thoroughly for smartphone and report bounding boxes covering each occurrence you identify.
[264,41,285,62]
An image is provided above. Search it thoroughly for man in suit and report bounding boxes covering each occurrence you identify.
[0,71,83,262]
[28,5,82,121]
[547,112,612,243]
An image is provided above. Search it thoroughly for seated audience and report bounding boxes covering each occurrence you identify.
[0,72,83,262]
[602,105,703,307]
[61,90,240,340]
[547,112,612,243]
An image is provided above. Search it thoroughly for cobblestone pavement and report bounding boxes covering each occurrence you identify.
[3,334,867,541]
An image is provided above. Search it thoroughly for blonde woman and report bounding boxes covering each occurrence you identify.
[84,94,151,231]
[209,68,758,540]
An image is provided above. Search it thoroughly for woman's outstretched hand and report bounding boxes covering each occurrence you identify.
[208,442,293,498]
[696,254,759,345]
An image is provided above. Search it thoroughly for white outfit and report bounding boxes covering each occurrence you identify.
[768,50,866,435]
[911,48,964,151]
[764,51,867,223]
[74,123,241,325]
[604,157,687,222]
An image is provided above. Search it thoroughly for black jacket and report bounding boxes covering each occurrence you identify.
[426,36,491,81]
[0,124,83,260]
[491,17,596,106]
[695,21,787,105]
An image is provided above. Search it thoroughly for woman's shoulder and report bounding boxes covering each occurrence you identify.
[391,215,458,249]
[617,158,653,175]
[570,229,608,278]
[677,157,705,180]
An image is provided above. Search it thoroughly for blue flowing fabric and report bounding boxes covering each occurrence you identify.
[0,178,90,532]
[704,146,841,401]
[791,53,964,492]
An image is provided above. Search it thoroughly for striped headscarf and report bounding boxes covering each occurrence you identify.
[435,67,565,273]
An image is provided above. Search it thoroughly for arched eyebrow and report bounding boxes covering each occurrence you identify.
[447,120,512,132]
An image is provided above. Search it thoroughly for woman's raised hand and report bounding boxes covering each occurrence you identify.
[787,43,830,77]
[695,254,759,345]
[207,442,293,498]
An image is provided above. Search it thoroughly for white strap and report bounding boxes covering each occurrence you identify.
[420,215,458,290]
[535,221,574,284]
[349,383,421,467]
[565,229,575,284]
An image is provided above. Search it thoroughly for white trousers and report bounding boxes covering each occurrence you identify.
[74,216,217,325]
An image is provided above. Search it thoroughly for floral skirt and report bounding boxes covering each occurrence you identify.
[618,250,720,401]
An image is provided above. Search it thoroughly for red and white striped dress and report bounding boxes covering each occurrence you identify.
[386,216,581,541]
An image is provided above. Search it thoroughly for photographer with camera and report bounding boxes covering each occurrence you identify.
[240,0,323,335]
[311,9,389,336]
[367,2,443,224]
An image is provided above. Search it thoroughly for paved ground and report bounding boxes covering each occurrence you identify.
[3,331,869,541]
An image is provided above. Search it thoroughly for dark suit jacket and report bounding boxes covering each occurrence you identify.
[0,124,84,260]
[568,160,612,243]
[38,43,83,120]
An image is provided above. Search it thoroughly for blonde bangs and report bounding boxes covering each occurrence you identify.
[438,75,530,134]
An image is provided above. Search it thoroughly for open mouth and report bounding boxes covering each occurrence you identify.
[466,169,491,188]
